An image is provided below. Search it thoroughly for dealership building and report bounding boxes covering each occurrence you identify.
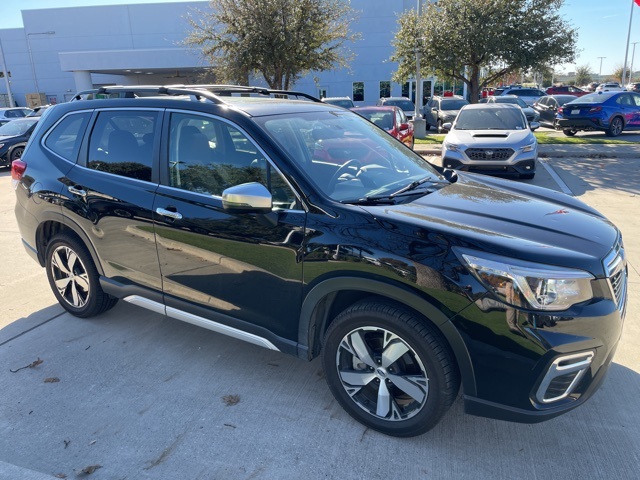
[0,0,445,109]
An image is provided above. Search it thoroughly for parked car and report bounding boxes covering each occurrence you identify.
[0,107,33,121]
[350,105,414,148]
[0,116,39,166]
[595,82,624,92]
[321,97,355,109]
[376,96,416,120]
[422,96,469,132]
[495,87,546,105]
[12,85,626,437]
[556,91,640,137]
[480,94,539,124]
[27,104,54,116]
[441,103,538,179]
[626,82,640,93]
[532,95,579,128]
[545,85,589,97]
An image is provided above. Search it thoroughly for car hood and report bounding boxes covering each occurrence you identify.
[440,109,461,117]
[363,174,617,275]
[0,134,21,141]
[445,128,534,147]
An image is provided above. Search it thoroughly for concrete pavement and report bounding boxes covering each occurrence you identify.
[1,146,639,479]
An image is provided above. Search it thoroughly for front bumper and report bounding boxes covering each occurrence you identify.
[442,157,536,177]
[442,144,537,177]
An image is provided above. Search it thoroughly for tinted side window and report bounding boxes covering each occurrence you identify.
[44,112,91,162]
[167,113,299,209]
[87,110,158,182]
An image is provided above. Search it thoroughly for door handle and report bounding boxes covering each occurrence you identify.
[155,207,183,220]
[68,186,87,197]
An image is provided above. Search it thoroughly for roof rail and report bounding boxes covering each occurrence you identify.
[71,84,322,103]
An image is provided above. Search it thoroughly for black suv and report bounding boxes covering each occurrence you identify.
[12,85,627,437]
[422,96,469,132]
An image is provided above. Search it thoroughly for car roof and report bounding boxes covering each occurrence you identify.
[351,106,398,112]
[462,103,520,110]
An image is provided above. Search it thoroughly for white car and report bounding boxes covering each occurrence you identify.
[441,103,539,180]
[595,82,625,92]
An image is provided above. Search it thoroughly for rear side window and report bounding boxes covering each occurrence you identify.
[87,110,159,182]
[44,112,91,162]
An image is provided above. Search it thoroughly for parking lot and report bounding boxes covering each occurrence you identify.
[1,152,639,479]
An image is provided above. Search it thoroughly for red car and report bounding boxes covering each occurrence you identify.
[350,106,414,149]
[545,85,589,97]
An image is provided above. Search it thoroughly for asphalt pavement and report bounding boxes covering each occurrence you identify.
[1,142,639,479]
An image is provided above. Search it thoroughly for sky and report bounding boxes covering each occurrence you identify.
[0,0,638,77]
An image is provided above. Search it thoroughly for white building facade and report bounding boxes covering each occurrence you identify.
[0,0,442,108]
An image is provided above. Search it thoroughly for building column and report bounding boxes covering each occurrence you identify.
[73,70,93,92]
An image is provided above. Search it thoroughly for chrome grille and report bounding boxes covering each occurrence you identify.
[465,148,514,161]
[604,237,627,313]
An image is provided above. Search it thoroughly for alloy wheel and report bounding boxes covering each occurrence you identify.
[50,245,91,308]
[335,326,429,421]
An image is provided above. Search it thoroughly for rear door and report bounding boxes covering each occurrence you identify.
[62,108,163,297]
[153,110,306,343]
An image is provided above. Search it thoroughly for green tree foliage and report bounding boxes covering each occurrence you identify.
[574,65,593,86]
[612,65,630,84]
[184,0,359,90]
[391,0,577,103]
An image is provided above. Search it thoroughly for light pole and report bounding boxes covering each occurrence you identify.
[630,42,639,84]
[597,57,606,82]
[26,31,55,93]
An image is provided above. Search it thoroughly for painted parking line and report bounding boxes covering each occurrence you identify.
[539,159,573,196]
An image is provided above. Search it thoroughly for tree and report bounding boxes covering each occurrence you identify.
[574,65,593,87]
[612,65,630,85]
[183,0,359,90]
[391,0,577,103]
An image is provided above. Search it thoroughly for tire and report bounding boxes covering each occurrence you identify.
[563,128,576,137]
[437,119,444,133]
[322,300,459,437]
[10,146,24,162]
[45,234,118,318]
[553,119,560,130]
[605,117,624,137]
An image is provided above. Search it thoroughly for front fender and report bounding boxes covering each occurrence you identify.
[298,276,477,397]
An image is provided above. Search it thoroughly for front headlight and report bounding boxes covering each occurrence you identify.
[444,141,459,152]
[460,251,594,311]
[522,142,536,152]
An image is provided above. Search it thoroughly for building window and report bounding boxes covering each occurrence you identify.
[379,81,390,98]
[318,88,327,99]
[352,82,364,102]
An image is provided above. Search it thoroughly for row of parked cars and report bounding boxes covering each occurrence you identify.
[0,105,51,167]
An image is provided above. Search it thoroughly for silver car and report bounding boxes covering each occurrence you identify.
[441,104,539,179]
[480,95,539,124]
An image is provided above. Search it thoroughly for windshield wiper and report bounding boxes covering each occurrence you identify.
[343,178,448,205]
[389,176,448,197]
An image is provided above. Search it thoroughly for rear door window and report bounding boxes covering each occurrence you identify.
[87,110,160,182]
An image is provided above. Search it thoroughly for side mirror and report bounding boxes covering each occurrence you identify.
[442,122,452,132]
[529,121,540,131]
[222,182,272,214]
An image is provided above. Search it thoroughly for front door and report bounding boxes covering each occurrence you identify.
[153,111,306,343]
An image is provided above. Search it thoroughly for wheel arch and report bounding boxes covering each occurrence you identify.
[35,217,105,276]
[298,276,477,396]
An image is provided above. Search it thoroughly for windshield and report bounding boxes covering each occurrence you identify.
[440,99,469,110]
[494,97,528,108]
[0,118,38,136]
[255,111,443,203]
[384,99,415,111]
[569,93,611,104]
[324,98,354,108]
[355,110,394,129]
[455,107,527,130]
